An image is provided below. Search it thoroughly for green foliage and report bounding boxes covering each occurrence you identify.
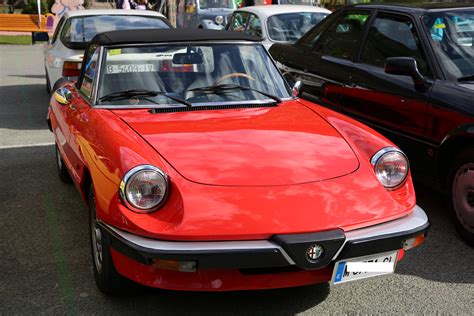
[0,35,32,45]
[21,0,54,14]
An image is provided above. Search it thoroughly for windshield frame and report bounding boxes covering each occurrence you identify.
[89,41,294,109]
[421,8,474,82]
[60,15,171,50]
[266,12,329,43]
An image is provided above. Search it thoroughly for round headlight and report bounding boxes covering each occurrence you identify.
[215,15,224,25]
[119,165,168,212]
[371,147,409,189]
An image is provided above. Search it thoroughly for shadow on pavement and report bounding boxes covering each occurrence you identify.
[397,183,474,284]
[107,283,330,314]
[0,84,50,130]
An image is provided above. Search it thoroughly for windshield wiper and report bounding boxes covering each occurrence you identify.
[187,84,282,104]
[457,75,474,82]
[99,89,192,107]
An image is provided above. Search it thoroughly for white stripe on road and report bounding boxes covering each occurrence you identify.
[0,142,55,150]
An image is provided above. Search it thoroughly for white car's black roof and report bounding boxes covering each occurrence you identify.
[91,29,261,46]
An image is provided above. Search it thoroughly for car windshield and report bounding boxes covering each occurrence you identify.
[423,9,474,81]
[267,12,328,42]
[199,0,234,10]
[60,15,169,49]
[98,43,291,107]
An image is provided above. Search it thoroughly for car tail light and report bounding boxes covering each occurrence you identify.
[62,61,81,77]
[173,64,194,72]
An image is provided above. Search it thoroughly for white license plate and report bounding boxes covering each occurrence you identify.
[332,251,398,285]
[106,64,156,74]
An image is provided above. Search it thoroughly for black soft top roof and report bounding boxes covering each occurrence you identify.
[91,29,261,46]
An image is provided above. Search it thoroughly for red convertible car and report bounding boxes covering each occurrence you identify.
[48,29,429,294]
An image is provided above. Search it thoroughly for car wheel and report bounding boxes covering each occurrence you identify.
[89,187,130,294]
[449,147,474,246]
[45,69,51,94]
[55,145,71,183]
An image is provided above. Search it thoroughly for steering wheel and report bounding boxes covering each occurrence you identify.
[213,72,255,86]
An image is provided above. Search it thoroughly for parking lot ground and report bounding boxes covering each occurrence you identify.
[0,45,473,315]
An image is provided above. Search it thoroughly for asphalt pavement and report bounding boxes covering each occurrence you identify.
[0,45,473,315]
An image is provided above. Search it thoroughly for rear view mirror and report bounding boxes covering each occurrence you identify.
[384,57,426,88]
[292,81,303,97]
[54,87,72,105]
[33,32,49,42]
[172,53,203,65]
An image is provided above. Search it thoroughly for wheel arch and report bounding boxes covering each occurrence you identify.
[437,124,474,189]
[81,166,93,202]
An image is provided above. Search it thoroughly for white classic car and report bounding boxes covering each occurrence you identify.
[38,9,171,93]
[226,5,330,49]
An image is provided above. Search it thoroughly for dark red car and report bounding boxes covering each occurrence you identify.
[270,3,474,245]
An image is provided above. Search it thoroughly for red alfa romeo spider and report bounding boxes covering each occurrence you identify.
[48,29,429,294]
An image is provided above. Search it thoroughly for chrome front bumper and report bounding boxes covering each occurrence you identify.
[100,205,429,270]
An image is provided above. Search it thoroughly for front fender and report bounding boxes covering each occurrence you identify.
[436,123,474,187]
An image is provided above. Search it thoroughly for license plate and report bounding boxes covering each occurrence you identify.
[106,64,156,74]
[332,251,398,285]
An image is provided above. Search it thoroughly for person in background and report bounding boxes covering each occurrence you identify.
[135,0,153,10]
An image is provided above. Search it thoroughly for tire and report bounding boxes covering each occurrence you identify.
[55,145,71,183]
[89,187,130,295]
[448,147,474,246]
[52,77,70,92]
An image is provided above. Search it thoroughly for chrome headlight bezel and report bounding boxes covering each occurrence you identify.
[119,165,169,213]
[370,147,409,190]
[215,15,224,25]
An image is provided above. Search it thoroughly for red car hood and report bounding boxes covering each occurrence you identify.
[112,101,359,186]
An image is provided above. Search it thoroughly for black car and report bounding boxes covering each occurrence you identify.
[270,3,474,245]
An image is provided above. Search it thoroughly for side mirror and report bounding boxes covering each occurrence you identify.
[384,57,426,88]
[33,32,49,42]
[292,81,303,97]
[54,87,72,105]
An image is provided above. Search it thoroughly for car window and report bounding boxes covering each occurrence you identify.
[229,11,249,32]
[246,13,262,37]
[267,12,328,42]
[423,9,474,80]
[199,0,235,9]
[361,13,431,76]
[313,11,370,60]
[51,16,65,44]
[60,15,169,50]
[296,12,336,48]
[80,46,100,99]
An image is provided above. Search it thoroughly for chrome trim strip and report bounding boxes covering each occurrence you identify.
[370,146,407,167]
[331,205,429,261]
[102,222,296,265]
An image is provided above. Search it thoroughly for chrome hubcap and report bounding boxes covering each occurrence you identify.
[452,163,474,233]
[91,201,103,272]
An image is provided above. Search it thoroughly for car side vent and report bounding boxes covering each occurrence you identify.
[149,103,277,113]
